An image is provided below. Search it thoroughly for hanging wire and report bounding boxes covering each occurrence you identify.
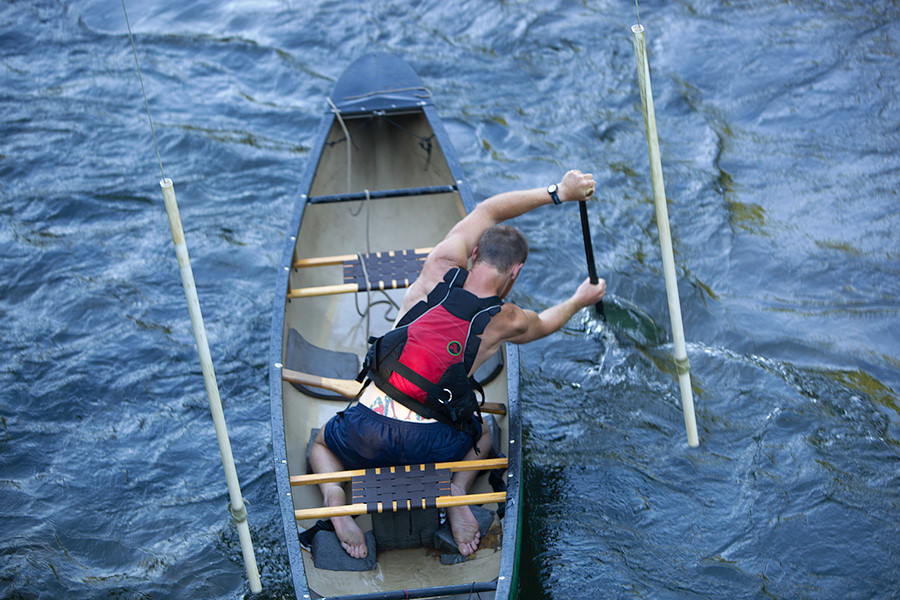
[122,0,165,179]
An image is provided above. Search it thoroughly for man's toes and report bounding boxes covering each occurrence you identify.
[458,538,478,556]
[341,541,367,559]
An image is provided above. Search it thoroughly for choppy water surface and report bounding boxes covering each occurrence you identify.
[2,1,898,599]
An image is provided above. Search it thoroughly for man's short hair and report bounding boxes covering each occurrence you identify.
[474,225,528,273]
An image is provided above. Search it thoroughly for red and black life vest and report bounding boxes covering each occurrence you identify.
[359,268,503,432]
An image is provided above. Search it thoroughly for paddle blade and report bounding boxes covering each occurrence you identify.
[601,294,664,347]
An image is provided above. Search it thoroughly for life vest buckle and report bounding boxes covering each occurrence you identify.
[438,388,453,405]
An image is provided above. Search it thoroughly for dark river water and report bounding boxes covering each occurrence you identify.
[2,1,899,599]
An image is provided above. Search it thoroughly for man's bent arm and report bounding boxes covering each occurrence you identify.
[504,276,607,345]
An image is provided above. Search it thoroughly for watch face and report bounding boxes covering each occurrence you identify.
[548,184,558,193]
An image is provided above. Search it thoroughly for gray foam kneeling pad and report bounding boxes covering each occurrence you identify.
[311,529,377,572]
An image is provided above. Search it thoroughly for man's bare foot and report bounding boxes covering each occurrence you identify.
[331,515,368,559]
[447,483,481,556]
[324,487,367,558]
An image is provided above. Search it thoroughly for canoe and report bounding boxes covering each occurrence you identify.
[269,53,522,599]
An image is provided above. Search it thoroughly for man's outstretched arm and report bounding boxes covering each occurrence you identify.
[415,170,597,284]
[442,169,596,259]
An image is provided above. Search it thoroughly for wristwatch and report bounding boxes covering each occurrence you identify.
[547,183,561,205]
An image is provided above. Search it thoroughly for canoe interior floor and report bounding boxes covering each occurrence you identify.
[300,509,504,597]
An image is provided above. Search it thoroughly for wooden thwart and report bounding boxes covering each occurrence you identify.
[294,492,507,521]
[287,282,358,298]
[308,185,458,205]
[290,458,508,487]
[281,368,507,415]
[288,247,432,299]
[282,368,363,399]
[292,458,508,521]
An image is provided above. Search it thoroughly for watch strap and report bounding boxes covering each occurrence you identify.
[548,184,561,205]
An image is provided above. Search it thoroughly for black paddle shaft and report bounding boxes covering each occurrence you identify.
[579,200,598,284]
[578,200,605,317]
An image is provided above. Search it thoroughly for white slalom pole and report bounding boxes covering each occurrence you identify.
[159,178,263,592]
[631,24,700,448]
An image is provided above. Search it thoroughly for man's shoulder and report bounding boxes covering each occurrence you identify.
[398,261,460,317]
[486,303,529,338]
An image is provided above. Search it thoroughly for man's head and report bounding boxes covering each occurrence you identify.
[473,225,528,274]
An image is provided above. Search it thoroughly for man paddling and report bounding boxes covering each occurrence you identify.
[309,169,607,559]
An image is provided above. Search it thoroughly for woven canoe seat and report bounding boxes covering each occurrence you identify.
[288,247,431,299]
[352,463,451,513]
[291,458,508,521]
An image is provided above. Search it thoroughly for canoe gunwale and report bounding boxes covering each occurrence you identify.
[312,580,498,600]
[269,114,330,599]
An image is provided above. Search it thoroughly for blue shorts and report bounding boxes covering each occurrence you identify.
[322,404,481,469]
